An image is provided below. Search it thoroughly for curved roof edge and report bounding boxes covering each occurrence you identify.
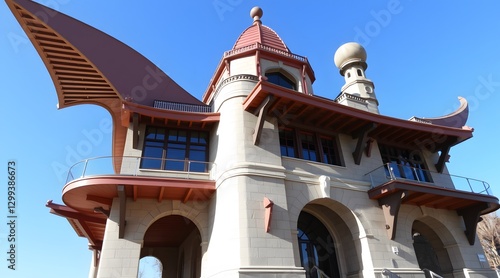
[409,97,470,128]
[6,0,205,108]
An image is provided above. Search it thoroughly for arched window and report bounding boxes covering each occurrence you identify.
[265,71,296,90]
[356,69,363,77]
[298,211,340,278]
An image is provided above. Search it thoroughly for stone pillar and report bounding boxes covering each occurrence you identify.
[97,198,142,278]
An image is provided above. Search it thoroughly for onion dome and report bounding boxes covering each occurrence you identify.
[334,42,367,69]
[232,6,290,53]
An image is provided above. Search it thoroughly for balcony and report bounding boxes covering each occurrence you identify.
[62,156,216,214]
[365,163,499,244]
[49,156,216,248]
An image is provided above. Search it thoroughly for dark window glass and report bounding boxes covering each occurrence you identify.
[279,129,296,158]
[265,72,296,90]
[279,126,343,166]
[357,69,363,76]
[321,138,341,166]
[379,144,432,182]
[298,211,340,278]
[141,127,209,172]
[300,133,318,162]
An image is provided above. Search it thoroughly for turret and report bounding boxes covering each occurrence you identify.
[334,42,379,113]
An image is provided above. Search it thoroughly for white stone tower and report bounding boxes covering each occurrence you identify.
[334,42,379,114]
[201,6,311,277]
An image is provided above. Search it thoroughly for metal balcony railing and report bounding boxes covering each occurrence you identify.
[365,163,493,196]
[65,156,215,184]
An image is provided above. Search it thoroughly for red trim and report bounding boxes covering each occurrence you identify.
[243,81,473,139]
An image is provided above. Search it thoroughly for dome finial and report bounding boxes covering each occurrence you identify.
[250,6,263,24]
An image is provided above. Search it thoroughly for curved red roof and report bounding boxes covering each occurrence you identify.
[6,0,205,108]
[233,22,290,52]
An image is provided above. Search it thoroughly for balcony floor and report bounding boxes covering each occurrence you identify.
[62,175,215,214]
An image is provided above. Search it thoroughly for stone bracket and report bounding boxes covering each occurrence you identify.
[264,197,274,233]
[458,203,488,245]
[435,145,451,173]
[352,123,377,165]
[118,185,127,239]
[378,190,407,240]
[253,95,274,145]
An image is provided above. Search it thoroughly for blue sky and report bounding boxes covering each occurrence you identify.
[1,1,500,277]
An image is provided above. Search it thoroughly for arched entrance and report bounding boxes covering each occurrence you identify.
[412,220,453,276]
[141,215,201,278]
[298,211,341,278]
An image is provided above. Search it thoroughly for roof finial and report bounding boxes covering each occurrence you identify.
[250,6,263,24]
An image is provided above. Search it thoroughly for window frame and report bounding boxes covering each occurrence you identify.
[378,144,432,183]
[278,126,344,166]
[265,70,297,91]
[140,126,209,172]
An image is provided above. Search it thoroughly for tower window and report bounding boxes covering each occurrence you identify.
[357,69,363,77]
[265,71,296,90]
[141,126,209,172]
[347,72,351,78]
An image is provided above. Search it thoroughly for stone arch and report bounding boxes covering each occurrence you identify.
[132,199,209,245]
[140,213,203,278]
[291,196,373,277]
[411,213,466,275]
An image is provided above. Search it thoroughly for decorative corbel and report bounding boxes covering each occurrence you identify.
[319,175,331,198]
[253,95,274,145]
[264,197,274,233]
[365,138,374,157]
[435,145,451,173]
[458,203,488,245]
[352,123,377,165]
[378,190,407,240]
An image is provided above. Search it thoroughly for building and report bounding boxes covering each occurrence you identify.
[6,0,500,277]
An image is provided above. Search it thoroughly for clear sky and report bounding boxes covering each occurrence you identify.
[1,1,500,277]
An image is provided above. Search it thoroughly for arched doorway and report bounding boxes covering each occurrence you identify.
[298,211,341,278]
[141,215,201,278]
[412,220,453,276]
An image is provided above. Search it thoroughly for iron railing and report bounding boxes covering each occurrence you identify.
[365,163,493,195]
[224,42,309,62]
[65,156,214,184]
[153,100,212,113]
